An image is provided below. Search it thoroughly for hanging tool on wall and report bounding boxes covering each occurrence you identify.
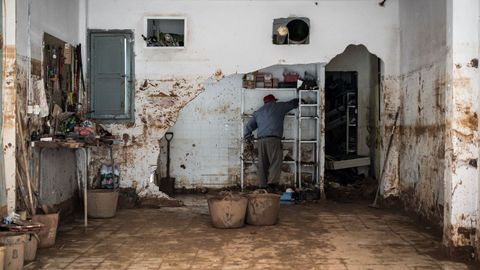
[159,132,175,197]
[369,107,400,209]
[76,44,86,111]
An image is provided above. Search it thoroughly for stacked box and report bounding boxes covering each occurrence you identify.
[243,80,256,89]
[264,80,273,88]
[283,72,299,83]
[243,73,256,89]
[273,78,279,88]
[255,73,265,82]
[245,73,256,81]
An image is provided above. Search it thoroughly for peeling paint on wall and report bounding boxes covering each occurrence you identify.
[90,77,206,188]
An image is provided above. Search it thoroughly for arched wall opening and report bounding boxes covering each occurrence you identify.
[323,44,386,201]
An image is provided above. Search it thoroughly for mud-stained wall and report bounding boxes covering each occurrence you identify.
[2,0,17,213]
[444,0,480,259]
[0,7,6,215]
[398,0,448,228]
[89,78,205,188]
[399,0,447,227]
[86,0,402,189]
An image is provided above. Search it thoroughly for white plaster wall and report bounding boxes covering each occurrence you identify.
[17,0,80,58]
[86,0,401,188]
[87,0,400,77]
[398,0,447,225]
[159,76,243,188]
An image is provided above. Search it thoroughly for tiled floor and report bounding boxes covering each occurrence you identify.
[26,197,477,269]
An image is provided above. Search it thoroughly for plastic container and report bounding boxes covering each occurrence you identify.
[0,232,26,270]
[207,193,248,229]
[24,233,38,261]
[246,190,281,226]
[32,213,59,248]
[280,192,292,201]
[87,189,119,218]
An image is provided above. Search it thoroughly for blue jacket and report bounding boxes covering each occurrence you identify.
[244,99,299,138]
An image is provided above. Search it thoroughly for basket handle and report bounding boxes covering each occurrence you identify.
[219,191,234,200]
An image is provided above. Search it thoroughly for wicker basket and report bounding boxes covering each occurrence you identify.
[208,193,248,229]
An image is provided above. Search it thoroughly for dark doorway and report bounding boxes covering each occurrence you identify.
[325,71,358,158]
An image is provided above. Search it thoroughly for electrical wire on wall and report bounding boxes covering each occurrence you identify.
[27,0,33,110]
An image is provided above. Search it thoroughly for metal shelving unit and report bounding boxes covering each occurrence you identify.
[240,87,321,190]
[297,90,321,188]
[346,92,357,155]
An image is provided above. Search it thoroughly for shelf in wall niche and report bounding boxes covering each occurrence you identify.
[251,139,296,143]
[242,88,297,91]
[244,160,296,164]
[300,162,317,166]
[242,114,296,118]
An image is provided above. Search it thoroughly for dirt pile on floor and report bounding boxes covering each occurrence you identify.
[325,170,377,202]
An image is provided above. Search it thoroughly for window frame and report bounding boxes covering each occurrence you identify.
[87,29,135,123]
[143,16,187,50]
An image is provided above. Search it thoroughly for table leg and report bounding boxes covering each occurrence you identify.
[83,148,89,233]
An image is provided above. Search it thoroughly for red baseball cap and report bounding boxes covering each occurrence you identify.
[263,94,277,104]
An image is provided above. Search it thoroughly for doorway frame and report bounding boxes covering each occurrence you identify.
[319,54,385,200]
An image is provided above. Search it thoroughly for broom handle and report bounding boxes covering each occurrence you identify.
[372,108,400,205]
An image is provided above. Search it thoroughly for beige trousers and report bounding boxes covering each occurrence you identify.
[257,137,283,187]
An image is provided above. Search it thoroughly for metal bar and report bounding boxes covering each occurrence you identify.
[240,88,244,190]
[293,101,300,186]
[83,147,88,232]
[298,93,302,189]
[316,87,321,186]
[319,65,326,199]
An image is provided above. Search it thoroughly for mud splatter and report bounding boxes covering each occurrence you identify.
[467,58,478,69]
[213,69,224,81]
[458,110,477,131]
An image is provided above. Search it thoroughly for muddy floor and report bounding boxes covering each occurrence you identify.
[26,196,477,269]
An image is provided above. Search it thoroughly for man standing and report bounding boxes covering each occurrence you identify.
[244,94,299,190]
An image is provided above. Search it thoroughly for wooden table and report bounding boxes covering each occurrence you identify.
[32,140,90,232]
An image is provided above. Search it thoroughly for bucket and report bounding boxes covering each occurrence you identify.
[24,233,38,261]
[246,190,281,226]
[0,232,26,270]
[0,245,5,270]
[87,189,119,218]
[207,193,248,229]
[32,213,59,248]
